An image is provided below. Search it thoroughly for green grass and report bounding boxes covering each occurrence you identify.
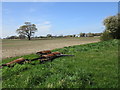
[1,39,118,88]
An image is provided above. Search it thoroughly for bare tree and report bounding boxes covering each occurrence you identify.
[16,22,37,40]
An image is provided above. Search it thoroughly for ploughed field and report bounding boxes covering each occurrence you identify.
[2,37,99,59]
[1,39,118,88]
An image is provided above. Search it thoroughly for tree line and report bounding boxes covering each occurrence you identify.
[3,32,102,40]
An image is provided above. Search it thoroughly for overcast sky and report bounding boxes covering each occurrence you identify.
[2,2,118,37]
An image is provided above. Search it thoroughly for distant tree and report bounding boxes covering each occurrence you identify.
[39,36,44,38]
[80,33,85,37]
[73,34,76,37]
[58,34,64,38]
[47,34,52,38]
[16,22,37,40]
[6,36,19,39]
[66,35,73,37]
[34,36,38,38]
[94,33,102,36]
[86,32,94,37]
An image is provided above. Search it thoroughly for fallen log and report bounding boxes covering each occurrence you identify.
[40,52,74,62]
[31,52,74,63]
[41,53,56,58]
[1,58,29,68]
[36,50,51,56]
[0,51,74,68]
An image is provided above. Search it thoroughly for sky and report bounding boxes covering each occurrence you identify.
[2,2,118,37]
[1,0,119,2]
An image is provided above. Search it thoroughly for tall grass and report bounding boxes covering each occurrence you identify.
[1,39,118,88]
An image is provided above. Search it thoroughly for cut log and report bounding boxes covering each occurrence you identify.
[41,53,55,58]
[1,58,27,67]
[0,51,74,68]
[36,50,51,55]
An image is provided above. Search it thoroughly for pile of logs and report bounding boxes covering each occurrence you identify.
[0,50,74,68]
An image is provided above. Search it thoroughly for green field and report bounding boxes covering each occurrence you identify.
[1,39,118,88]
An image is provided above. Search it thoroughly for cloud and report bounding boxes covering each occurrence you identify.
[36,21,52,36]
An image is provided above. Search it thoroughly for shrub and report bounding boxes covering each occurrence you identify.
[100,31,113,41]
[101,13,120,41]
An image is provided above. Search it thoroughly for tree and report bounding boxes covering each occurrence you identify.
[6,36,19,39]
[87,32,94,37]
[94,33,102,36]
[16,22,37,40]
[100,30,113,41]
[80,33,85,37]
[73,34,76,37]
[58,34,64,38]
[19,35,26,39]
[47,34,52,38]
[103,13,120,39]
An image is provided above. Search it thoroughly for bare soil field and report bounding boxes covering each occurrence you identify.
[2,37,100,59]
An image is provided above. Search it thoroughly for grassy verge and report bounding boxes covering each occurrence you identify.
[1,39,118,88]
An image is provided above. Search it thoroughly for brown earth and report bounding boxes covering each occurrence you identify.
[2,37,100,59]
